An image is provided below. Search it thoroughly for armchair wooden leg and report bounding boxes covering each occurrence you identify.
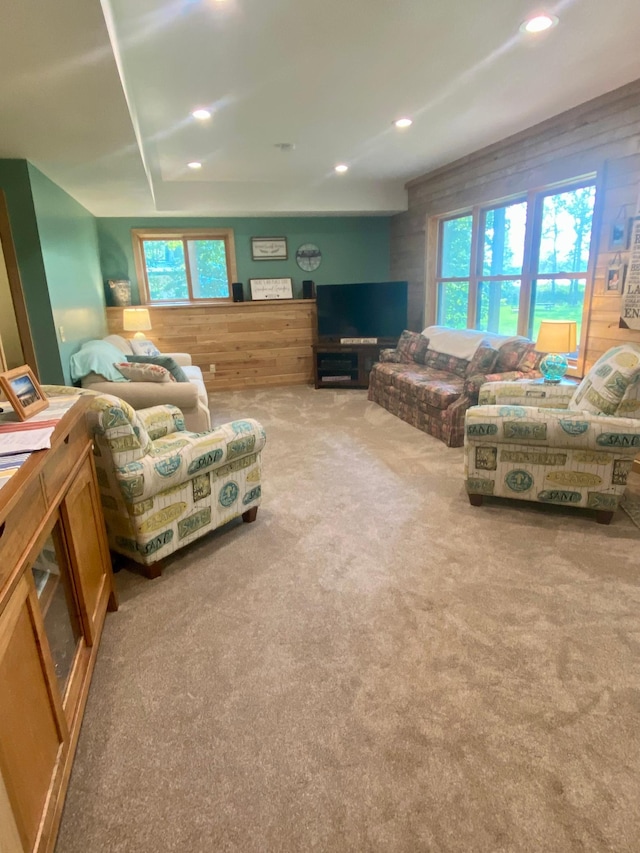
[595,510,614,525]
[242,507,258,523]
[142,561,163,579]
[468,494,484,507]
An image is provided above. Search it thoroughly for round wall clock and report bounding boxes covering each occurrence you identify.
[296,243,322,272]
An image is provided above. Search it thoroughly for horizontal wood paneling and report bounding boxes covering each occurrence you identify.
[107,301,317,392]
[391,78,640,362]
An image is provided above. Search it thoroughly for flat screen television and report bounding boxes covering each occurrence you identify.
[316,281,408,341]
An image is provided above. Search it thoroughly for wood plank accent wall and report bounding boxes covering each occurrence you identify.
[107,301,317,392]
[390,78,640,374]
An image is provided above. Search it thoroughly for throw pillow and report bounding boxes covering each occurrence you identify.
[516,347,544,373]
[70,340,129,382]
[115,362,174,383]
[396,330,430,363]
[569,344,640,416]
[465,344,499,377]
[126,355,189,383]
[423,349,470,378]
[494,340,534,373]
[130,339,161,357]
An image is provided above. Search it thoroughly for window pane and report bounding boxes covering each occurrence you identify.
[538,185,596,275]
[144,240,188,300]
[441,216,472,277]
[476,280,521,336]
[529,277,585,354]
[482,202,527,276]
[188,240,230,299]
[437,282,469,328]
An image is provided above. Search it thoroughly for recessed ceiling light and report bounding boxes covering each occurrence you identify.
[335,164,348,173]
[192,108,211,120]
[394,118,413,129]
[187,161,202,170]
[521,13,558,33]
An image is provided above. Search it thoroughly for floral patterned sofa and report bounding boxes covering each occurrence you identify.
[86,394,265,577]
[464,343,640,523]
[368,326,543,446]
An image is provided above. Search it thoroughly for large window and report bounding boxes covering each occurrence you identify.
[435,181,597,361]
[132,229,237,304]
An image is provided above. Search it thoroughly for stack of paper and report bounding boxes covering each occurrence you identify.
[0,420,58,455]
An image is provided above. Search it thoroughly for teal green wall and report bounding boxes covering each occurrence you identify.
[97,216,391,303]
[28,165,107,384]
[0,160,63,382]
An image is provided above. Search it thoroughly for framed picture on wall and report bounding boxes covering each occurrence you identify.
[251,237,288,261]
[606,263,626,293]
[609,218,632,251]
[0,365,49,420]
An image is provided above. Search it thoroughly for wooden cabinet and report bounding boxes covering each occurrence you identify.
[313,343,392,389]
[0,398,117,853]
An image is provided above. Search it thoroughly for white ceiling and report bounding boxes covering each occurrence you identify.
[1,0,640,217]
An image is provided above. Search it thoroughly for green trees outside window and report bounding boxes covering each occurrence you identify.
[435,182,596,354]
[133,229,235,304]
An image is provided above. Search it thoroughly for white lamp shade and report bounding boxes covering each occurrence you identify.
[535,320,577,353]
[122,308,152,333]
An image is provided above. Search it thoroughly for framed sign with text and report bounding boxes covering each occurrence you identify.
[249,278,294,300]
[251,237,288,261]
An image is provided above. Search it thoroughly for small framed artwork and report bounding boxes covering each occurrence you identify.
[606,263,626,294]
[609,218,632,251]
[0,365,49,421]
[249,278,294,300]
[251,237,288,261]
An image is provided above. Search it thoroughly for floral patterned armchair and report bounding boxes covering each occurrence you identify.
[87,395,265,576]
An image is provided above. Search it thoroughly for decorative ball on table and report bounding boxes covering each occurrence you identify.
[535,320,577,384]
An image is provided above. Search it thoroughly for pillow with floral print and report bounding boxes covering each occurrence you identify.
[115,362,174,383]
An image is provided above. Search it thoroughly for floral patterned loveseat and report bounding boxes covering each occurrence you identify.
[368,326,543,447]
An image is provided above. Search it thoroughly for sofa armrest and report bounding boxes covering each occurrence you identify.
[81,378,199,411]
[379,349,409,363]
[477,379,573,408]
[114,418,266,501]
[163,352,192,367]
[465,370,537,398]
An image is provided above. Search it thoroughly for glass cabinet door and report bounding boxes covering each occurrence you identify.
[31,525,83,700]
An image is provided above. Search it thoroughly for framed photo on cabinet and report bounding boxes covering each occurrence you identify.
[0,365,49,420]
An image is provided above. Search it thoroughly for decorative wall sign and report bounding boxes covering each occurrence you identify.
[295,243,322,271]
[249,278,294,300]
[619,215,640,329]
[251,237,287,261]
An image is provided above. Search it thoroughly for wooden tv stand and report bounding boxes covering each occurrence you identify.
[0,397,117,853]
[313,340,396,389]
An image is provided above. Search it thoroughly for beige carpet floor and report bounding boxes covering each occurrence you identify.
[56,387,640,853]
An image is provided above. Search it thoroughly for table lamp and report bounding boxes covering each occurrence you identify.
[535,320,577,383]
[122,308,152,340]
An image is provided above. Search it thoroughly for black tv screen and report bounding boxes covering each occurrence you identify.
[316,281,408,340]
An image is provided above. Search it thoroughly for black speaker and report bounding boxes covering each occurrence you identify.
[232,282,244,302]
[302,280,316,299]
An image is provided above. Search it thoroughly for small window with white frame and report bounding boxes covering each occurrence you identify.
[132,228,238,304]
